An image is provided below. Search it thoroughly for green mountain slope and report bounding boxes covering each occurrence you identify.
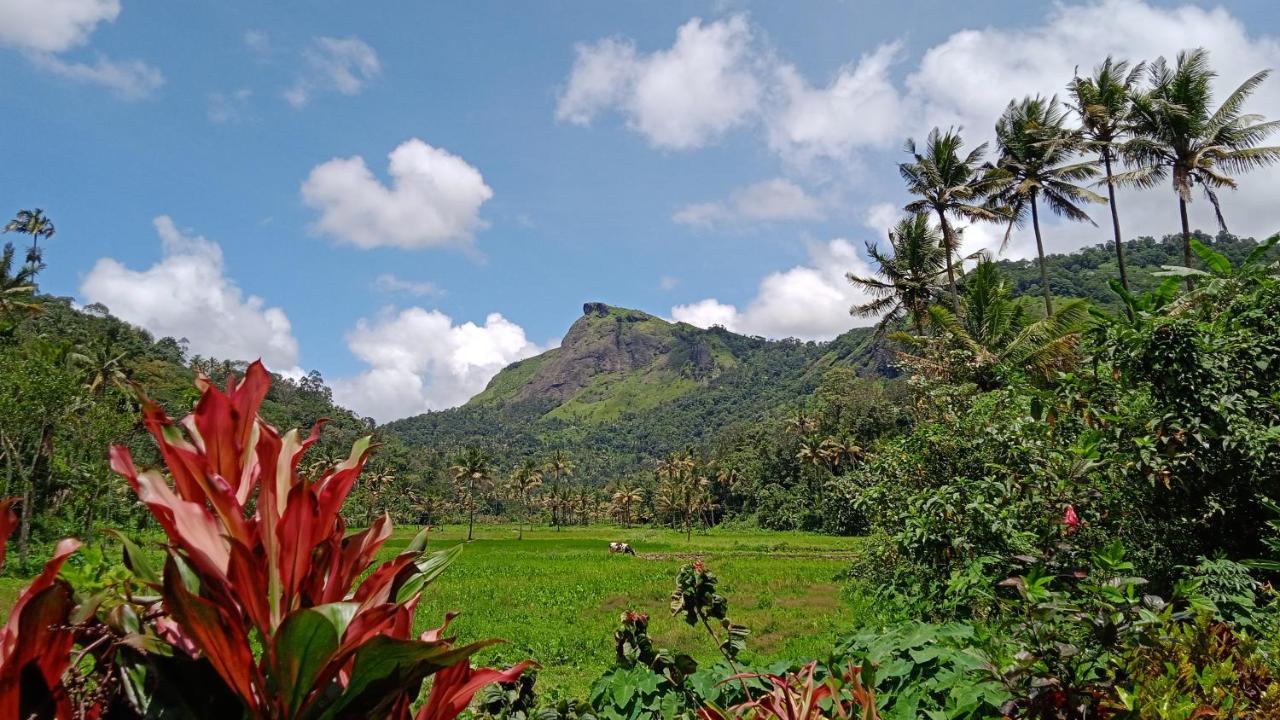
[384,301,889,480]
[470,303,766,422]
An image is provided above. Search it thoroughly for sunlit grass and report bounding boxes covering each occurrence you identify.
[2,523,868,697]
[385,524,867,695]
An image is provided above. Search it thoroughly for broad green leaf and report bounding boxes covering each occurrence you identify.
[274,607,344,716]
[106,529,160,584]
[1190,238,1231,275]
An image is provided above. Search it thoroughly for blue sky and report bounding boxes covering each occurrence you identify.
[3,0,1278,419]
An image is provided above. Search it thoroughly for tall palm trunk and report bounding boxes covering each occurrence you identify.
[935,209,960,312]
[467,489,475,541]
[1178,196,1194,291]
[1030,195,1053,316]
[1102,152,1129,292]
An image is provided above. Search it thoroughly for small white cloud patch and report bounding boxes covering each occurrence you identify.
[301,138,494,250]
[674,178,824,228]
[285,35,380,108]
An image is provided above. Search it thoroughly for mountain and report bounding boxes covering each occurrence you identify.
[473,303,770,422]
[384,302,888,480]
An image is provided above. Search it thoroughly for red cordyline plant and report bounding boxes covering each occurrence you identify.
[699,662,879,720]
[105,361,530,719]
[0,499,81,718]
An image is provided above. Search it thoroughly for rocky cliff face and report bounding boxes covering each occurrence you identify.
[512,304,684,403]
[470,303,736,414]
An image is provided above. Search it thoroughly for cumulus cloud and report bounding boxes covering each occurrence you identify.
[0,0,119,53]
[672,239,879,340]
[285,35,380,108]
[556,15,762,149]
[766,42,908,166]
[80,216,301,374]
[673,178,825,228]
[332,308,543,421]
[301,138,494,250]
[374,273,444,298]
[0,0,163,98]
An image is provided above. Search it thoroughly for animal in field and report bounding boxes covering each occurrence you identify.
[609,541,635,556]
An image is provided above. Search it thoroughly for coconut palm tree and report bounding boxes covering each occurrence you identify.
[900,128,1005,311]
[912,258,1089,389]
[609,484,643,528]
[1124,48,1280,290]
[68,344,131,397]
[450,447,493,541]
[506,459,543,539]
[0,243,39,319]
[1068,57,1146,292]
[655,451,703,540]
[3,209,55,274]
[542,450,575,531]
[990,95,1106,316]
[782,410,817,437]
[819,436,863,475]
[848,213,948,335]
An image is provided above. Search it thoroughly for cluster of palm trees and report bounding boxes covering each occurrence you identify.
[654,451,717,541]
[447,447,588,540]
[852,48,1279,328]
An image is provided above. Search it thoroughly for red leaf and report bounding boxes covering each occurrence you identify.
[162,556,260,711]
[416,660,535,720]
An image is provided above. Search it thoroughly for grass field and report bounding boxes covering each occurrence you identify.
[393,524,866,695]
[0,524,867,697]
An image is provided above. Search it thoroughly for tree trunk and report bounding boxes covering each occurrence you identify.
[467,501,474,541]
[18,479,31,569]
[1031,196,1053,316]
[1179,196,1194,291]
[1103,152,1129,292]
[936,208,960,312]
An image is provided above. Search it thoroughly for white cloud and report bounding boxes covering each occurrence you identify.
[673,239,879,340]
[767,42,908,167]
[0,0,118,53]
[374,273,444,298]
[557,15,762,149]
[80,216,301,374]
[301,138,493,250]
[672,298,738,329]
[30,53,163,98]
[674,178,824,227]
[332,308,542,421]
[285,35,380,108]
[659,275,679,291]
[207,88,252,124]
[863,202,902,233]
[1,0,163,98]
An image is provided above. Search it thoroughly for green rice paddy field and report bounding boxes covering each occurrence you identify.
[1,525,869,696]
